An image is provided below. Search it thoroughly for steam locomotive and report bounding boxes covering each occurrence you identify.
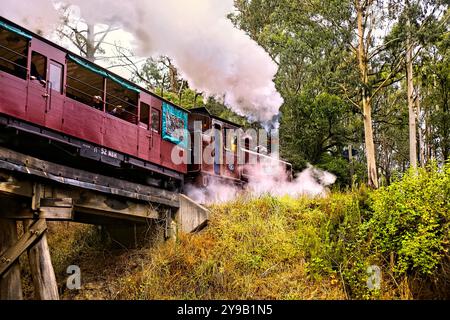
[0,17,291,193]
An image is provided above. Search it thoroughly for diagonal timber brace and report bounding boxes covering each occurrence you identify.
[0,219,47,277]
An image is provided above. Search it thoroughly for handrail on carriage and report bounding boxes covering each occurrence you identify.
[66,85,98,101]
[240,147,292,167]
[66,75,104,95]
[0,56,28,70]
[67,74,138,112]
[0,43,27,59]
[66,84,138,123]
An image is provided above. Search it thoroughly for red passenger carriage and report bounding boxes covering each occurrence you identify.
[0,17,187,191]
[0,17,292,194]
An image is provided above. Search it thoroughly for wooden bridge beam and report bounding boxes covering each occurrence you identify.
[0,146,179,207]
[0,174,161,224]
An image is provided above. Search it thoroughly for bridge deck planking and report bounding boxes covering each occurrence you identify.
[0,146,179,207]
[0,146,179,225]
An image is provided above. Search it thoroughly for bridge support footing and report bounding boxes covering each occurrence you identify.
[176,195,210,233]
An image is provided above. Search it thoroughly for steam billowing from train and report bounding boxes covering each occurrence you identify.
[1,0,283,124]
[186,159,337,205]
[1,1,337,202]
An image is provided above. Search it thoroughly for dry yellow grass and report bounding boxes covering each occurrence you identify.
[39,177,449,300]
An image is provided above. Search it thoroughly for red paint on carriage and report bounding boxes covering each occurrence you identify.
[0,18,188,179]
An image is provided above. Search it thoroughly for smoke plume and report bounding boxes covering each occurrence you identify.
[186,159,337,205]
[0,0,60,35]
[1,0,283,123]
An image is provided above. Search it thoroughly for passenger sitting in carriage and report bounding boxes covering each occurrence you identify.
[91,95,103,111]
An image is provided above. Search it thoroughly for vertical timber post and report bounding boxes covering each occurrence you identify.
[0,219,23,300]
[26,183,59,300]
[165,210,177,241]
[26,220,59,300]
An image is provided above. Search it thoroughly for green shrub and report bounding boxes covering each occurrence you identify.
[367,163,449,277]
[302,164,450,299]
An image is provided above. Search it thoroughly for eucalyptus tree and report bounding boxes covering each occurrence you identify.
[385,0,448,168]
[55,4,119,62]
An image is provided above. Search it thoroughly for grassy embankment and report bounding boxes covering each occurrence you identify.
[33,163,449,300]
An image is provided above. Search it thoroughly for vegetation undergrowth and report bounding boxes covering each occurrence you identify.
[113,162,449,300]
[43,163,449,300]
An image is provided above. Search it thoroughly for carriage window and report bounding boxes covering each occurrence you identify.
[0,28,28,80]
[151,109,160,133]
[49,61,63,93]
[232,136,238,153]
[31,52,47,81]
[105,79,138,124]
[66,59,104,109]
[139,102,150,129]
[223,127,237,153]
[244,137,250,164]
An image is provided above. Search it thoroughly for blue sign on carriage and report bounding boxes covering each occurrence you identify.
[162,102,188,149]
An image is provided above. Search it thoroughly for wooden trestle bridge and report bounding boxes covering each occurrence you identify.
[0,146,208,300]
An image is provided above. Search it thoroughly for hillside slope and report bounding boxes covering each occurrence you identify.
[26,163,449,300]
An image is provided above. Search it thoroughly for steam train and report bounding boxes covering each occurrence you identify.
[0,17,292,193]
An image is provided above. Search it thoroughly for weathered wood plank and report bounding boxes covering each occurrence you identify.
[0,171,33,198]
[40,198,73,208]
[40,207,73,220]
[24,220,59,300]
[0,219,47,277]
[74,191,160,221]
[0,146,179,207]
[0,219,23,300]
[39,198,74,220]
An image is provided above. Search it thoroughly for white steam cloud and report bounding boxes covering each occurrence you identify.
[1,0,283,123]
[186,158,337,205]
[0,0,60,35]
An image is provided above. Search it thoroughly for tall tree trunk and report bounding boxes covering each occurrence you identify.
[426,85,434,162]
[406,4,418,168]
[416,90,425,167]
[86,24,96,62]
[163,57,179,93]
[442,78,449,161]
[363,97,378,188]
[348,143,354,186]
[356,0,379,188]
[168,63,179,93]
